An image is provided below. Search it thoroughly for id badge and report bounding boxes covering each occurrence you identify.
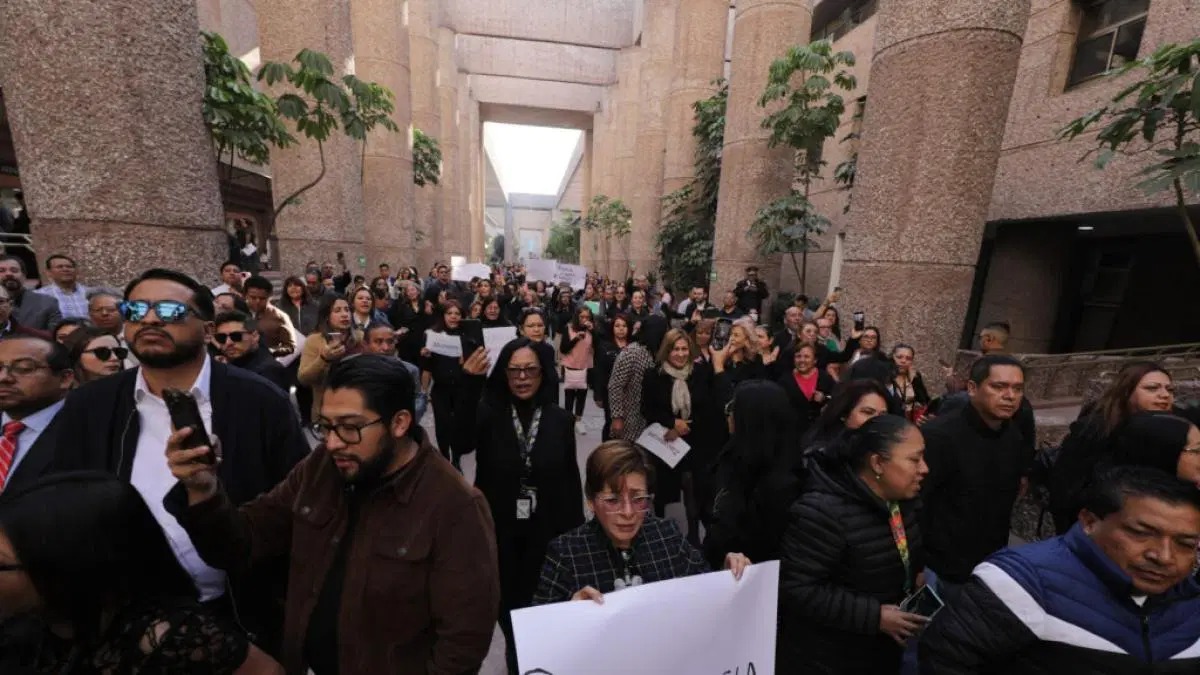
[516,498,532,520]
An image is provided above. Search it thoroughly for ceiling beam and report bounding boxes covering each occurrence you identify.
[457,35,617,86]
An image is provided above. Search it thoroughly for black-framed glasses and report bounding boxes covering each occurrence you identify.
[506,365,542,380]
[83,346,129,362]
[0,359,50,378]
[311,418,384,444]
[214,331,246,344]
[120,300,193,324]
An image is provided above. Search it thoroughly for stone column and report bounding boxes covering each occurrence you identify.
[838,0,1031,363]
[663,0,728,195]
[409,0,442,271]
[580,129,594,268]
[628,0,676,278]
[612,50,643,278]
[711,0,812,292]
[437,27,461,261]
[585,100,614,272]
[352,0,414,273]
[466,97,486,261]
[258,0,366,275]
[0,0,227,285]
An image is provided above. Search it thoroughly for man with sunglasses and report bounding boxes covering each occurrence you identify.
[52,268,308,649]
[163,354,500,675]
[214,311,288,391]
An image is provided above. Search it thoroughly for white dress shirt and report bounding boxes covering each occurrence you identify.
[0,399,65,484]
[130,357,227,601]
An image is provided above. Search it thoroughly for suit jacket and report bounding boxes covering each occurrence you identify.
[11,290,61,332]
[1,413,62,496]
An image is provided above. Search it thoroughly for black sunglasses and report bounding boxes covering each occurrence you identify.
[83,346,129,362]
[213,332,246,344]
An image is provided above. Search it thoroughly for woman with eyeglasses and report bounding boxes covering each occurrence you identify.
[63,325,126,384]
[420,300,467,466]
[779,415,929,674]
[298,294,358,424]
[0,472,281,673]
[533,441,750,606]
[456,339,581,672]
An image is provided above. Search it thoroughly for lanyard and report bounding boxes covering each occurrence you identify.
[510,405,542,481]
[888,501,913,593]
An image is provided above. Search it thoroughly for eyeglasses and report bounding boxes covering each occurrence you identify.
[506,365,542,380]
[311,418,384,444]
[0,359,50,378]
[594,493,654,513]
[120,300,194,324]
[83,346,129,362]
[214,331,246,344]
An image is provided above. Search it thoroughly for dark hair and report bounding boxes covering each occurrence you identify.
[51,317,92,339]
[729,380,798,478]
[891,343,915,358]
[968,354,1025,385]
[282,275,310,304]
[214,292,250,315]
[0,254,26,275]
[845,354,897,390]
[62,325,117,368]
[584,440,656,499]
[327,354,417,439]
[1083,465,1200,520]
[0,334,72,372]
[1111,413,1195,477]
[243,275,273,295]
[1095,361,1171,435]
[745,265,759,272]
[219,260,241,273]
[834,414,915,472]
[805,379,893,447]
[982,321,1012,335]
[314,293,350,335]
[44,254,76,270]
[433,300,464,332]
[485,337,559,406]
[213,310,256,331]
[364,323,395,342]
[0,472,198,641]
[636,314,669,352]
[518,307,547,334]
[124,269,216,321]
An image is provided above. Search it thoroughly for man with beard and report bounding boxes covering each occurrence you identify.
[0,256,60,332]
[51,268,307,648]
[164,354,500,675]
[213,310,289,391]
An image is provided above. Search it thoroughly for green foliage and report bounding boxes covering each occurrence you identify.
[1060,39,1200,264]
[832,96,866,214]
[413,129,442,187]
[490,235,505,264]
[544,211,582,263]
[201,32,295,171]
[657,80,727,292]
[583,195,633,275]
[751,40,856,289]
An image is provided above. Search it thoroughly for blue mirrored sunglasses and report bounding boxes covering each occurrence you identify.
[119,300,193,323]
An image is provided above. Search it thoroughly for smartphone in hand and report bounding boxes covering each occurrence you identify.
[164,388,215,465]
[853,311,866,332]
[461,318,485,355]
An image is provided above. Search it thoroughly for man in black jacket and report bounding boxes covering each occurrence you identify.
[920,354,1030,604]
[732,266,768,318]
[52,268,307,650]
[0,335,73,496]
[213,310,289,392]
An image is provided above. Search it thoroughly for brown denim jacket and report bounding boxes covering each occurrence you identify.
[168,436,500,674]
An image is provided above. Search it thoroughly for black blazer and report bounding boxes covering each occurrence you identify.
[778,369,837,436]
[1,413,62,496]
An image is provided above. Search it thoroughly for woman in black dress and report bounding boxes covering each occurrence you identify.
[420,300,466,466]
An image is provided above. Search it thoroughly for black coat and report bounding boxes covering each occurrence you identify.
[777,369,836,437]
[389,301,432,364]
[453,376,584,611]
[230,345,289,393]
[641,365,721,509]
[779,458,924,674]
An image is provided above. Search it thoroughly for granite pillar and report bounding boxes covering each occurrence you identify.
[663,0,728,195]
[711,0,811,292]
[611,50,643,278]
[353,0,414,274]
[437,27,462,261]
[839,0,1031,364]
[409,0,442,270]
[257,0,366,275]
[628,0,676,279]
[0,0,227,285]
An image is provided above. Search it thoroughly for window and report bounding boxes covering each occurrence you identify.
[1068,0,1149,86]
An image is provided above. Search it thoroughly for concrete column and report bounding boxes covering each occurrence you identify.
[663,0,728,195]
[467,98,486,261]
[409,0,442,270]
[711,0,812,292]
[612,50,643,277]
[257,0,366,275]
[628,0,676,278]
[581,129,594,268]
[838,0,1031,363]
[586,99,614,271]
[976,226,1074,354]
[353,0,414,274]
[437,27,461,261]
[0,0,227,285]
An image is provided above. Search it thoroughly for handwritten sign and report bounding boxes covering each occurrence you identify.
[483,326,517,375]
[554,263,589,290]
[637,423,692,469]
[513,561,779,675]
[424,330,462,358]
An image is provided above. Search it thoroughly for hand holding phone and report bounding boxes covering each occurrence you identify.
[853,311,866,332]
[164,388,214,465]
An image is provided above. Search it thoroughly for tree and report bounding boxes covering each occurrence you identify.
[257,47,399,230]
[544,211,581,263]
[582,195,632,277]
[749,40,856,290]
[1060,39,1200,265]
[657,80,727,292]
[413,129,442,187]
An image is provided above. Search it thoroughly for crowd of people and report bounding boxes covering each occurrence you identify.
[0,251,1196,674]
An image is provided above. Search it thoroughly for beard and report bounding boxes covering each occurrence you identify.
[335,436,398,487]
[130,329,207,368]
[1,278,21,292]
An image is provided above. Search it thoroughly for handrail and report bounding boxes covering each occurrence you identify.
[1015,343,1200,371]
[0,233,34,252]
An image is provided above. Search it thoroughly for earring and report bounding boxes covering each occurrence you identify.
[875,473,882,481]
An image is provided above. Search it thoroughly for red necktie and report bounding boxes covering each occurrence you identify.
[0,420,26,490]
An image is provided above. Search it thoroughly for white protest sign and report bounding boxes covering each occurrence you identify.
[637,423,692,469]
[525,259,558,283]
[424,330,462,358]
[483,326,517,375]
[452,262,491,282]
[514,561,779,675]
[554,263,589,290]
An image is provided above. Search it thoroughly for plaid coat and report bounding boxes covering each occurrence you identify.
[532,516,709,605]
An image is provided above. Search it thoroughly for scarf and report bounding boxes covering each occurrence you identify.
[660,362,693,420]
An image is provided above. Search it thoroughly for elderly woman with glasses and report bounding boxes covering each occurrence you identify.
[532,440,750,606]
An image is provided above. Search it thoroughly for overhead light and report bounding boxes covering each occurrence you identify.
[1077,225,1095,231]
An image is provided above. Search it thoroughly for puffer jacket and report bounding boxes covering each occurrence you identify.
[778,457,923,674]
[919,524,1200,674]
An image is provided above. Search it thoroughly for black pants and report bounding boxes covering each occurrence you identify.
[430,384,458,466]
[563,388,588,417]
